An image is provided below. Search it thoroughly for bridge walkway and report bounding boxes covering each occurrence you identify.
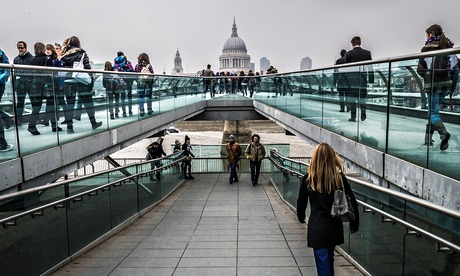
[52,173,363,276]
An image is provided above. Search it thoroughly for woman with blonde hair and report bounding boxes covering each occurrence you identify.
[297,143,359,276]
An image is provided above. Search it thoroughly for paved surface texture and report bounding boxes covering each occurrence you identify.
[52,173,364,276]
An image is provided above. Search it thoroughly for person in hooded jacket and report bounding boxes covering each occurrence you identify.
[113,51,134,117]
[59,36,102,134]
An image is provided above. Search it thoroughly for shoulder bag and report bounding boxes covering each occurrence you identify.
[331,188,355,222]
[72,53,92,85]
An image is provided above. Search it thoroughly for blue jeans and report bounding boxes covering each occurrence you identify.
[426,85,450,124]
[229,161,238,181]
[313,247,335,276]
[249,160,261,184]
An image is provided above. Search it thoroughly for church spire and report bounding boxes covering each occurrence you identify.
[231,17,238,37]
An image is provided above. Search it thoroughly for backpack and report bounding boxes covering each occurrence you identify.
[139,64,153,87]
[112,75,126,90]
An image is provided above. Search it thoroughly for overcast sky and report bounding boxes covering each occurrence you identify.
[2,0,460,73]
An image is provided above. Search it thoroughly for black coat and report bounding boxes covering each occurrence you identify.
[296,173,359,248]
[13,52,33,65]
[344,47,374,96]
[29,53,50,90]
[334,56,348,89]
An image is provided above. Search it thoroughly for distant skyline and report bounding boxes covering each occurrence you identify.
[2,0,460,73]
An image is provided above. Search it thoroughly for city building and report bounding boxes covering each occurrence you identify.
[172,49,184,75]
[260,57,270,74]
[219,18,251,73]
[300,57,312,70]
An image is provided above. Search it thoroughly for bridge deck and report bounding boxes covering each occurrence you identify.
[52,173,363,276]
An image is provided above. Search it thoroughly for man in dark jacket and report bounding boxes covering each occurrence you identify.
[146,140,167,181]
[334,49,349,112]
[344,36,374,122]
[13,41,34,125]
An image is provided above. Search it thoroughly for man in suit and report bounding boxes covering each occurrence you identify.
[344,36,374,122]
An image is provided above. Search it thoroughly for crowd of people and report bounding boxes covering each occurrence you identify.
[0,24,457,153]
[0,35,158,150]
[201,64,259,98]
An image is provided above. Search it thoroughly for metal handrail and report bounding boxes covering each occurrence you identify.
[359,201,460,252]
[0,157,185,227]
[0,152,184,202]
[268,149,460,220]
[1,47,459,77]
[269,154,460,253]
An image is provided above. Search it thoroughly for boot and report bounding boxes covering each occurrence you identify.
[432,121,450,150]
[139,107,145,117]
[51,123,63,132]
[424,124,434,146]
[90,117,103,130]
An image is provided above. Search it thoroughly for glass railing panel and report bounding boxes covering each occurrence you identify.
[0,184,68,220]
[387,59,428,168]
[352,181,404,219]
[299,72,324,127]
[15,68,60,155]
[109,178,139,226]
[0,71,18,160]
[403,232,454,275]
[0,205,68,275]
[321,68,350,135]
[405,201,460,245]
[67,189,111,255]
[345,210,404,276]
[425,52,460,180]
[356,62,388,151]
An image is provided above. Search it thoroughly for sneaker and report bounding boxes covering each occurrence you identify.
[0,143,14,152]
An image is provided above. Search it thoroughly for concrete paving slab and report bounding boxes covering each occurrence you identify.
[51,173,365,276]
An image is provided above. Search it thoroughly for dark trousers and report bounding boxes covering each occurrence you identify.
[338,89,347,111]
[250,160,261,184]
[63,83,96,125]
[347,89,367,119]
[313,247,335,276]
[0,83,6,143]
[229,161,238,181]
[183,160,192,177]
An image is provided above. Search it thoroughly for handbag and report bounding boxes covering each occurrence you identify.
[72,53,92,85]
[331,189,355,222]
